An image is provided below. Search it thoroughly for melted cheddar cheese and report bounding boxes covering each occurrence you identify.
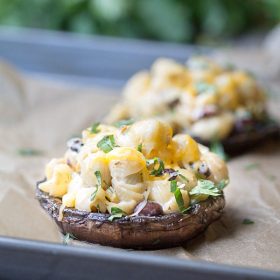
[38,119,229,215]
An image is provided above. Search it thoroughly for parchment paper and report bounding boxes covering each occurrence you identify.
[0,55,279,272]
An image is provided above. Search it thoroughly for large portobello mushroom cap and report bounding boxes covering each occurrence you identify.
[36,182,225,249]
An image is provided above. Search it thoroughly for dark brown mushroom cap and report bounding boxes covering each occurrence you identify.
[36,184,225,249]
[195,119,280,155]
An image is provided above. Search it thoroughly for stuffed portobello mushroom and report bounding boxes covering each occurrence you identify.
[36,119,229,249]
[105,57,279,154]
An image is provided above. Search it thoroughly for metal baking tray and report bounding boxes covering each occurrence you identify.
[0,28,279,280]
[0,236,279,280]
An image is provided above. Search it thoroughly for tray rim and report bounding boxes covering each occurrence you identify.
[0,236,279,280]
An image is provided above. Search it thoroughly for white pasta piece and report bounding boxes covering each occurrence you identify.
[116,119,172,157]
[75,187,95,212]
[148,180,189,213]
[172,134,200,165]
[104,102,130,124]
[112,181,144,202]
[64,149,79,171]
[80,151,110,188]
[176,168,197,191]
[107,147,146,176]
[108,147,147,214]
[75,186,106,212]
[39,163,72,198]
[44,158,66,180]
[107,200,138,215]
[201,152,229,183]
[68,173,83,193]
[163,190,189,213]
[190,112,234,141]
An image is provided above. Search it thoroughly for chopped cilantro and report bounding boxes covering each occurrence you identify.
[96,204,100,212]
[63,233,76,245]
[146,157,165,177]
[152,239,161,245]
[242,218,254,225]
[189,179,224,197]
[17,148,44,157]
[97,135,116,153]
[108,207,125,221]
[216,179,229,191]
[210,140,228,161]
[90,122,100,134]
[267,174,276,182]
[195,82,216,94]
[137,143,143,153]
[170,180,186,213]
[178,173,189,182]
[95,170,102,186]
[114,119,134,128]
[90,171,102,201]
[244,163,260,171]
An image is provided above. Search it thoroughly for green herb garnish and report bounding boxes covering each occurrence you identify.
[189,179,224,197]
[114,119,134,128]
[210,140,228,161]
[108,207,125,221]
[242,218,254,225]
[146,157,165,176]
[95,170,102,186]
[70,133,81,139]
[137,143,143,153]
[96,204,100,212]
[17,148,44,157]
[216,179,229,191]
[195,82,216,94]
[178,173,189,182]
[97,135,116,153]
[90,122,100,134]
[267,174,276,182]
[152,239,161,245]
[170,180,187,213]
[244,163,260,171]
[90,171,102,201]
[63,233,76,245]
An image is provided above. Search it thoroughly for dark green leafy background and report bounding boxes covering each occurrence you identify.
[0,0,279,44]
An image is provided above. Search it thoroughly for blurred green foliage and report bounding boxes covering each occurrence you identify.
[0,0,279,43]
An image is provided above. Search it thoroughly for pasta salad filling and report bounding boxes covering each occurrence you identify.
[38,119,229,218]
[105,56,267,141]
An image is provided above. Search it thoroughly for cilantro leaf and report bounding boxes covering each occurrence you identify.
[114,119,134,128]
[17,148,44,157]
[137,143,143,153]
[90,171,102,201]
[242,218,254,225]
[178,173,189,182]
[90,122,100,134]
[97,135,116,153]
[216,179,229,191]
[63,233,76,245]
[195,82,216,94]
[189,179,222,197]
[244,163,260,171]
[170,180,186,213]
[210,140,228,161]
[146,157,165,177]
[170,180,178,192]
[108,207,125,221]
[95,170,102,186]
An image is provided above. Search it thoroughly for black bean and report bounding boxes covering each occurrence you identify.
[139,202,163,216]
[198,162,211,178]
[67,138,83,153]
